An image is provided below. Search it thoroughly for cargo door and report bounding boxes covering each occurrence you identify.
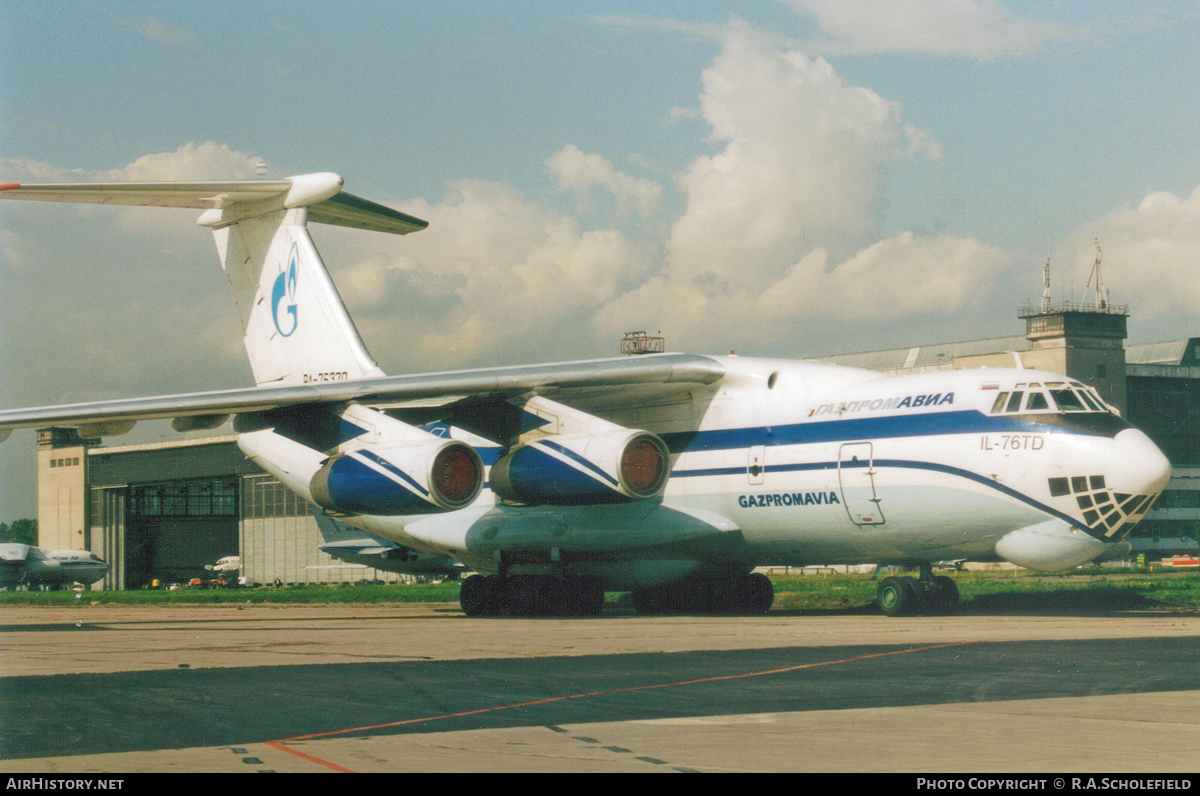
[838,442,885,526]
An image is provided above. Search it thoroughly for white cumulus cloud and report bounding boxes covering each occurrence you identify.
[546,145,662,219]
[317,179,649,371]
[664,23,926,282]
[788,0,1085,59]
[124,17,197,46]
[596,233,1008,355]
[597,22,1001,356]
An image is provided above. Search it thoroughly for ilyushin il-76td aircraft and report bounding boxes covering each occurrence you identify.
[0,173,1172,617]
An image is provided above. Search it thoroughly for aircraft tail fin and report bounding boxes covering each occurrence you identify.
[0,173,428,387]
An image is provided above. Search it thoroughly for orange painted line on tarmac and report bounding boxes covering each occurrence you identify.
[267,640,973,771]
[263,740,357,773]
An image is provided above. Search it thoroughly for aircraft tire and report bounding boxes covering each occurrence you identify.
[737,573,775,614]
[564,578,605,617]
[902,576,926,614]
[931,575,960,614]
[878,576,917,617]
[459,574,491,617]
[506,576,545,617]
[631,586,665,615]
[687,577,719,614]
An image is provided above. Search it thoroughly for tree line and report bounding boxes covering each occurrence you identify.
[0,519,38,546]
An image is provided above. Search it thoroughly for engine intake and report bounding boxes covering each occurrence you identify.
[311,439,483,515]
[490,430,670,505]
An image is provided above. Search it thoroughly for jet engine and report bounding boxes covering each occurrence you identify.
[310,438,483,515]
[489,429,670,505]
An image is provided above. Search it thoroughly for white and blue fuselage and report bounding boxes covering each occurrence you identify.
[242,356,1171,589]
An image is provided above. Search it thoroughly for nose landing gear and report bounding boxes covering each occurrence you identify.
[877,564,960,616]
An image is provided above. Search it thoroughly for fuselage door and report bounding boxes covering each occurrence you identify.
[747,445,765,485]
[838,442,885,526]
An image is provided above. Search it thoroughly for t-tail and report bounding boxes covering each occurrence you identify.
[0,172,427,386]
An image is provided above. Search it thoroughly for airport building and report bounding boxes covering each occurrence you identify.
[36,430,416,590]
[32,302,1200,589]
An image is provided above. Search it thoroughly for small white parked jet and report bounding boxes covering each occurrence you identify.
[0,543,109,589]
[0,173,1172,616]
[206,556,241,575]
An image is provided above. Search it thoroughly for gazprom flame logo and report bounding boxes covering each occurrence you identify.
[271,244,299,337]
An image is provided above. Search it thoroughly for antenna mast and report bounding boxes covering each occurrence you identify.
[1085,236,1109,311]
[1040,256,1052,313]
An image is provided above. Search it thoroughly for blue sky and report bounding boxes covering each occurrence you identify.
[4,1,1200,519]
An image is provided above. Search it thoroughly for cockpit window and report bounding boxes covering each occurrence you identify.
[1025,392,1050,411]
[989,382,1111,415]
[1049,388,1087,412]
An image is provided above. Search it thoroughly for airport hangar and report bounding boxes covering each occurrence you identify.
[31,300,1200,590]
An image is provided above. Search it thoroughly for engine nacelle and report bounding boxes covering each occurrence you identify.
[310,439,483,516]
[489,429,670,505]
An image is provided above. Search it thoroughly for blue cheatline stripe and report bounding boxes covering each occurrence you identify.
[535,439,619,487]
[659,410,1110,455]
[873,459,1092,535]
[355,450,429,496]
[671,457,1104,541]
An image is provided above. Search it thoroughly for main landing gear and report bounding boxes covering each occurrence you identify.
[459,574,606,618]
[630,571,774,616]
[876,563,960,617]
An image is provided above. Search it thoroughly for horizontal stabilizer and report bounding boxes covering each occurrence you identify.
[0,173,427,236]
[0,179,291,209]
[308,192,428,235]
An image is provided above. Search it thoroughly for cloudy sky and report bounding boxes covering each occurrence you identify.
[3,1,1200,520]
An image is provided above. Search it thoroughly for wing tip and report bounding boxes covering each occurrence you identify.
[0,183,21,191]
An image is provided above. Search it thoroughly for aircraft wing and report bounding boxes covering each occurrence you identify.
[0,353,725,433]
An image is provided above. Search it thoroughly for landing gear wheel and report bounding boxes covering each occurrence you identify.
[878,576,920,617]
[901,576,925,614]
[632,585,670,615]
[630,587,654,615]
[507,576,555,617]
[461,575,507,617]
[563,579,605,617]
[736,573,775,614]
[459,574,488,617]
[930,575,960,614]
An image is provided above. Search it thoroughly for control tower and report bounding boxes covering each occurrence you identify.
[1016,244,1129,413]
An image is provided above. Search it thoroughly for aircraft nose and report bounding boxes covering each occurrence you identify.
[1108,428,1172,497]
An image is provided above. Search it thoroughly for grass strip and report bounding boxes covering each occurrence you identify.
[2,571,1198,612]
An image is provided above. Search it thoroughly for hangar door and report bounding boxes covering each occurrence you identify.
[125,478,239,588]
